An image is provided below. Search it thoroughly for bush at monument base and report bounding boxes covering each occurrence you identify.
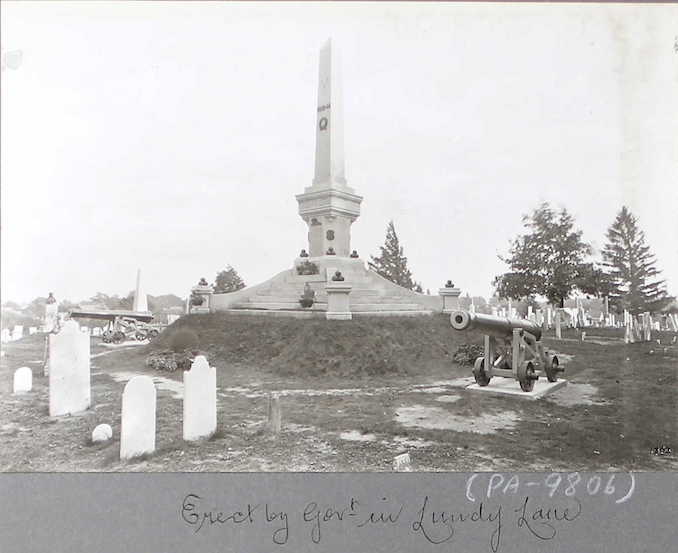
[452,344,485,366]
[146,350,196,372]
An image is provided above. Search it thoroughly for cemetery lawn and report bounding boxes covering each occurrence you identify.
[1,316,676,472]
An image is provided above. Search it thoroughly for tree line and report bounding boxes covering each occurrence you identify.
[205,204,674,317]
[493,203,673,314]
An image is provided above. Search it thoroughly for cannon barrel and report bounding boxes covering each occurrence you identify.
[450,311,543,341]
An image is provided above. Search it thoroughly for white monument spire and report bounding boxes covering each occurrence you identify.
[297,39,362,258]
[133,268,148,312]
[313,38,346,188]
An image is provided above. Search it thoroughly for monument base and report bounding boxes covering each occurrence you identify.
[326,311,352,320]
[466,378,567,400]
[210,256,443,316]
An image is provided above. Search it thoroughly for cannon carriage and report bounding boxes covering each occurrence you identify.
[450,311,564,392]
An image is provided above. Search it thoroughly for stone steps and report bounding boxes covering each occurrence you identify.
[247,293,417,304]
[231,301,328,311]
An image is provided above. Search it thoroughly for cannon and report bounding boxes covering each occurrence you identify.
[450,311,563,392]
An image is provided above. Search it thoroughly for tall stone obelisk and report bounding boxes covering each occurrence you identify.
[296,39,362,258]
[133,268,149,312]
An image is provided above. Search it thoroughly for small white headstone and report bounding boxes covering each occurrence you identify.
[49,320,91,416]
[92,424,113,443]
[29,327,37,335]
[267,392,282,434]
[12,325,23,341]
[13,366,32,394]
[183,356,217,441]
[393,452,412,472]
[120,376,156,460]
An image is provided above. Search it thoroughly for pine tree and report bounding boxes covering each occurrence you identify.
[601,206,673,314]
[214,266,246,293]
[369,221,416,290]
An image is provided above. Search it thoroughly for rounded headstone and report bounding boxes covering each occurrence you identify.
[120,376,157,460]
[92,424,113,443]
[13,366,32,394]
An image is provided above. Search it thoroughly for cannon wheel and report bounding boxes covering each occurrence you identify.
[102,330,113,343]
[472,357,491,386]
[147,329,159,340]
[545,355,559,382]
[112,331,125,344]
[517,361,537,392]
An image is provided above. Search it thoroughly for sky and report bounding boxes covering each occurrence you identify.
[2,2,677,305]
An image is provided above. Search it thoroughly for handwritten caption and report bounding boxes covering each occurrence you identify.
[179,472,635,550]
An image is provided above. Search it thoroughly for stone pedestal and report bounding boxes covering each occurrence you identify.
[439,287,461,313]
[190,284,214,314]
[44,299,58,333]
[326,282,352,320]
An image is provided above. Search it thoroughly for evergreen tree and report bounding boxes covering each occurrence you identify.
[494,202,592,307]
[214,265,246,293]
[369,221,416,290]
[601,206,674,314]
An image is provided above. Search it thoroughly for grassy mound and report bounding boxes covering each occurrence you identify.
[150,313,478,377]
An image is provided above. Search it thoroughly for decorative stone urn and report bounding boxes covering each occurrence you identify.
[438,284,461,313]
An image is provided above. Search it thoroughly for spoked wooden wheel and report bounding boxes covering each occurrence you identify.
[517,361,537,392]
[545,355,559,382]
[473,357,491,386]
[112,331,125,344]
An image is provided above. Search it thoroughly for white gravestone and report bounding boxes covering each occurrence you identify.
[183,356,217,441]
[120,376,156,460]
[13,366,32,394]
[92,424,113,443]
[49,320,91,416]
[393,452,412,472]
[12,325,23,341]
[29,327,37,335]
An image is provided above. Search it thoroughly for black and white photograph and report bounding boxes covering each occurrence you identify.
[1,1,677,477]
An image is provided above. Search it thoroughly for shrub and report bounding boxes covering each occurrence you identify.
[296,260,319,276]
[146,350,195,372]
[169,328,199,353]
[452,343,484,366]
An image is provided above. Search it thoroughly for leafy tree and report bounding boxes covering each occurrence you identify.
[575,262,616,299]
[601,206,674,314]
[493,203,592,308]
[369,221,417,290]
[214,266,246,293]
